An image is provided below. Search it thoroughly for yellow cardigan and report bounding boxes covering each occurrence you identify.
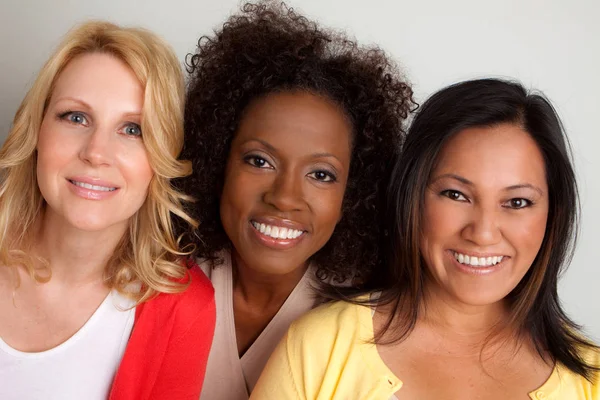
[250,299,600,400]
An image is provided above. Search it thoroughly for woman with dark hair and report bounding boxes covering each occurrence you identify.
[252,78,600,399]
[176,1,414,399]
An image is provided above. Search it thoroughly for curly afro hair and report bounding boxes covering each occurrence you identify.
[177,0,416,284]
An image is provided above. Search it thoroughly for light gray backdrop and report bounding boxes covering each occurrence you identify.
[1,0,598,338]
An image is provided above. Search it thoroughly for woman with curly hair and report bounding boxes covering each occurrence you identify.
[251,79,600,399]
[0,22,215,399]
[177,1,414,398]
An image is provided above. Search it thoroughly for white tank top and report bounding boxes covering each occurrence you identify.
[0,290,135,400]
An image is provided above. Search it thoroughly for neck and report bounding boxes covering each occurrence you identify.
[32,208,128,286]
[231,250,308,309]
[417,282,513,352]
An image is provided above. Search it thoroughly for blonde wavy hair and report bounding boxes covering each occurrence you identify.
[0,21,196,303]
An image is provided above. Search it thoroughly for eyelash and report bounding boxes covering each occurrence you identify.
[56,110,142,137]
[440,190,533,209]
[243,155,338,183]
[244,155,273,169]
[440,189,468,202]
[308,170,337,183]
[58,110,88,126]
[503,198,533,209]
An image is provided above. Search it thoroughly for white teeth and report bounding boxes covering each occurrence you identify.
[278,228,288,239]
[71,180,116,191]
[453,252,505,267]
[251,221,304,240]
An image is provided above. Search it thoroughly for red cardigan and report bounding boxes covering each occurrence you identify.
[109,266,215,400]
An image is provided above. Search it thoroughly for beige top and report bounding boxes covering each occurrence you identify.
[198,251,317,400]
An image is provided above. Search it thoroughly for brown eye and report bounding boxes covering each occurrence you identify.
[441,189,467,202]
[505,198,531,209]
[244,155,273,169]
[308,170,336,183]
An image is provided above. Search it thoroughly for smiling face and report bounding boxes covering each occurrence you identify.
[36,52,152,235]
[219,90,352,276]
[420,123,549,307]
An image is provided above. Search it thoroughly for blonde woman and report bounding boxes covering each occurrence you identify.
[0,22,215,399]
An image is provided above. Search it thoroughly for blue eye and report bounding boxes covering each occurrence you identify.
[308,170,336,183]
[122,123,142,137]
[59,111,88,126]
[441,189,468,202]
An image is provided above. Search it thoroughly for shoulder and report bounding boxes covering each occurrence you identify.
[554,344,600,395]
[579,344,600,384]
[581,343,600,365]
[183,260,214,305]
[194,256,212,279]
[257,298,384,398]
[286,298,369,348]
[136,262,215,325]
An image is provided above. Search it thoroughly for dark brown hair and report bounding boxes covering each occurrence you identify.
[175,1,415,284]
[338,78,598,380]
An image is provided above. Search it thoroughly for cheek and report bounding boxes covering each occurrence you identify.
[219,170,259,236]
[116,147,153,190]
[312,188,345,233]
[36,124,74,189]
[421,196,463,242]
[37,123,68,169]
[508,211,548,260]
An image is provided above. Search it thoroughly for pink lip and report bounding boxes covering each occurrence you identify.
[249,221,306,250]
[447,250,508,276]
[66,177,119,200]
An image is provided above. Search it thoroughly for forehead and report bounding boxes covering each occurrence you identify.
[50,52,142,102]
[432,123,547,191]
[235,91,352,155]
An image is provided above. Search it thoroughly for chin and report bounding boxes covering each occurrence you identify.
[452,290,509,307]
[67,215,128,233]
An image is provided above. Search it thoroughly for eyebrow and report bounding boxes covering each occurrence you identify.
[431,173,545,195]
[243,138,344,163]
[51,96,91,110]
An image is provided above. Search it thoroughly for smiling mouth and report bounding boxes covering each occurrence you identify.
[68,179,117,192]
[452,251,507,267]
[251,221,305,240]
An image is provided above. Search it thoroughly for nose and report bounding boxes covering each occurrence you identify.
[461,204,502,246]
[263,169,305,212]
[79,126,113,166]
